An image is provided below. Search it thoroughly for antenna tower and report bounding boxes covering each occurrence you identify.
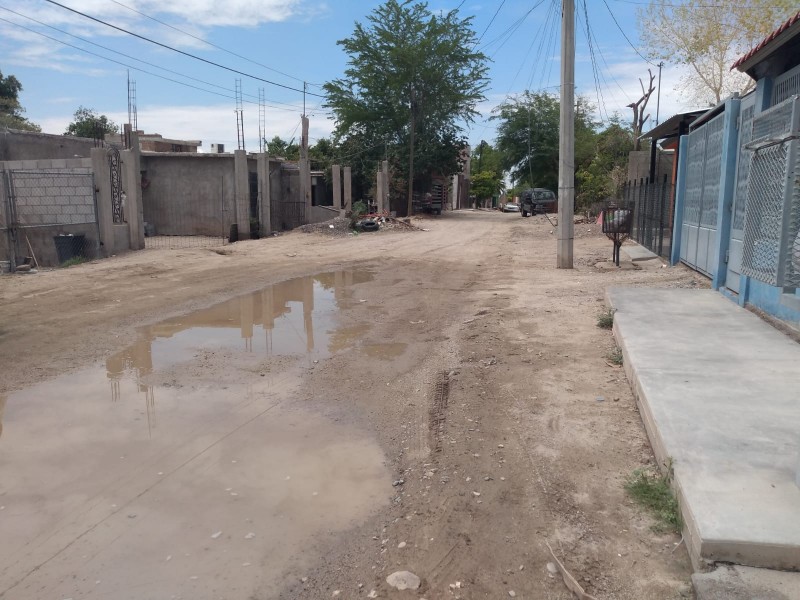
[258,88,266,153]
[235,79,245,151]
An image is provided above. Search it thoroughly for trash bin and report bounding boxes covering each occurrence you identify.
[53,234,86,263]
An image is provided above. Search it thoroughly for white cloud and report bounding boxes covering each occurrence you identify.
[35,103,335,152]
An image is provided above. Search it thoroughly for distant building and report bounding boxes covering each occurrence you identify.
[106,130,202,153]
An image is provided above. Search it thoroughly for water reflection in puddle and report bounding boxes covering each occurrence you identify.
[0,270,391,600]
[104,270,373,432]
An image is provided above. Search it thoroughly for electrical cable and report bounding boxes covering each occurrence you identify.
[601,0,656,66]
[475,0,507,46]
[106,0,312,86]
[42,0,326,98]
[0,16,299,112]
[0,5,299,110]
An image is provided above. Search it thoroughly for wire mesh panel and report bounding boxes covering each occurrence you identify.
[683,128,706,227]
[772,64,800,107]
[700,114,725,228]
[788,144,800,287]
[741,96,800,287]
[1,169,98,268]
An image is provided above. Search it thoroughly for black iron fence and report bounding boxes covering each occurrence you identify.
[621,175,674,259]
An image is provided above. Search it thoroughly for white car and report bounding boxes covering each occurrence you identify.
[503,202,520,213]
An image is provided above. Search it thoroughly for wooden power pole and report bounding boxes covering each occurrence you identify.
[557,0,575,269]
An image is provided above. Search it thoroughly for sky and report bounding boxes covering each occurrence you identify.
[0,0,724,154]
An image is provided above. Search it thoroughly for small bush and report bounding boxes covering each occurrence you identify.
[606,347,623,366]
[597,308,615,329]
[625,462,682,534]
[61,256,87,268]
[349,200,368,227]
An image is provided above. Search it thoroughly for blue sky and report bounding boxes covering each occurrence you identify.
[0,0,701,152]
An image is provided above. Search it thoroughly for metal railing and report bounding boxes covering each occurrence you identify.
[621,175,673,259]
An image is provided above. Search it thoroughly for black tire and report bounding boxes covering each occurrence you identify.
[521,210,527,217]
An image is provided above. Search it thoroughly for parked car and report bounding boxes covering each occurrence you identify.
[520,188,557,217]
[503,202,521,213]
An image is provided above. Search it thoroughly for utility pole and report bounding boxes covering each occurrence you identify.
[655,61,664,126]
[557,0,575,269]
[407,86,416,217]
[299,115,311,221]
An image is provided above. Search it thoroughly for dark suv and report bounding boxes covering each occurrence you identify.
[519,188,557,217]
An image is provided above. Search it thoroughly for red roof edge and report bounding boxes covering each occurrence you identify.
[731,11,800,71]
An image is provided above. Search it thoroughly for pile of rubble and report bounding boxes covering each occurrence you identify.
[298,217,353,237]
[298,215,422,236]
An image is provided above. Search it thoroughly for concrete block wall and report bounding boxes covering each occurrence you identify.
[0,130,96,162]
[12,169,95,226]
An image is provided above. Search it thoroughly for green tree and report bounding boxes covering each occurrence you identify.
[471,170,504,202]
[324,0,489,215]
[493,91,597,191]
[637,1,796,105]
[472,140,504,179]
[64,106,118,138]
[265,135,299,160]
[0,69,40,132]
[576,117,634,210]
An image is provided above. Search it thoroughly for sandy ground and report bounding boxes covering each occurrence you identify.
[0,210,708,599]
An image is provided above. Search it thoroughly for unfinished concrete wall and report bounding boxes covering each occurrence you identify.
[140,153,237,237]
[0,130,97,161]
[0,158,99,267]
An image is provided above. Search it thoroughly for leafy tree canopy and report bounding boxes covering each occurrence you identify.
[492,91,597,192]
[471,170,504,201]
[64,106,118,138]
[265,135,299,160]
[324,0,489,214]
[576,115,634,209]
[0,69,40,132]
[637,1,796,105]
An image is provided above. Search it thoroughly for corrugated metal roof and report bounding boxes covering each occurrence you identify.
[731,10,800,71]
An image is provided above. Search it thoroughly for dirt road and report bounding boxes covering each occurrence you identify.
[0,210,704,599]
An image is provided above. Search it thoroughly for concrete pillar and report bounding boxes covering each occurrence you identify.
[299,116,311,222]
[332,164,341,210]
[670,135,689,266]
[376,170,384,213]
[381,160,389,214]
[257,153,271,235]
[121,131,144,250]
[343,166,352,212]
[452,174,459,210]
[711,97,741,290]
[234,149,250,239]
[91,147,113,257]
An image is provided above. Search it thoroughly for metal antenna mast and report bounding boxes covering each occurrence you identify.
[235,78,245,151]
[258,88,265,153]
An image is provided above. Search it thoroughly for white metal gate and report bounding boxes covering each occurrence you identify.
[680,112,725,276]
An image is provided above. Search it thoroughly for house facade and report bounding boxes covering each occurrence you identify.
[670,11,800,328]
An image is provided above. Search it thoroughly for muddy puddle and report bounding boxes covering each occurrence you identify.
[0,270,390,599]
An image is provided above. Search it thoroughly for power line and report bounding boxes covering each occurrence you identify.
[106,0,314,86]
[601,0,656,66]
[475,0,507,46]
[42,0,326,98]
[579,0,610,122]
[0,16,300,112]
[0,5,299,110]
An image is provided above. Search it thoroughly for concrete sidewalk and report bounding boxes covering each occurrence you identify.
[608,288,800,575]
